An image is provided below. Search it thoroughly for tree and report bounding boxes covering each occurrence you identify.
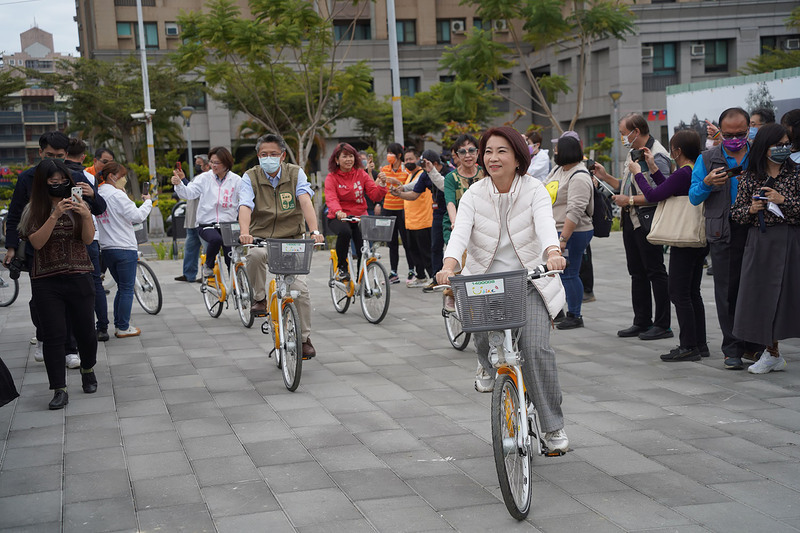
[444,0,636,133]
[740,6,800,75]
[36,57,194,197]
[0,70,25,108]
[174,0,377,170]
[745,82,775,115]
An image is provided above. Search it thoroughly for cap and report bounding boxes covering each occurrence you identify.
[551,130,581,145]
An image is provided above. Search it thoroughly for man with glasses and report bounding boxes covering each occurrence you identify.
[237,133,324,359]
[84,148,115,177]
[689,107,762,369]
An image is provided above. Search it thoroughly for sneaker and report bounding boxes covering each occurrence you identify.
[34,341,44,362]
[407,270,415,281]
[408,277,430,288]
[699,344,710,358]
[65,353,81,369]
[115,326,141,338]
[335,268,350,282]
[202,265,214,277]
[406,276,418,287]
[724,356,744,370]
[474,364,495,393]
[388,272,400,284]
[582,292,596,303]
[30,336,37,345]
[660,346,700,362]
[97,329,110,342]
[544,428,569,452]
[747,352,787,374]
[638,326,674,341]
[556,313,583,330]
[443,295,456,313]
[422,281,436,293]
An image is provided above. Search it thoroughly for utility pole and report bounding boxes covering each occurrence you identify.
[386,0,403,145]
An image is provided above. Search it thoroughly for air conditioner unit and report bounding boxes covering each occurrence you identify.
[690,44,705,57]
[785,38,800,50]
[165,23,179,37]
[451,19,466,34]
[492,19,508,32]
[641,45,654,61]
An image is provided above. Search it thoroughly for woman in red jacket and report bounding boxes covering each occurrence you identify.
[325,143,387,280]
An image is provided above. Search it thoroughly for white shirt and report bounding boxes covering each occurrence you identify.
[526,149,550,182]
[95,184,152,250]
[83,169,100,241]
[175,170,242,225]
[487,192,524,274]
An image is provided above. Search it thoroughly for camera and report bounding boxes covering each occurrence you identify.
[6,255,26,280]
[585,158,596,172]
[630,149,644,162]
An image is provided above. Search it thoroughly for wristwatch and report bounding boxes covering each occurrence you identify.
[310,230,321,236]
[628,196,635,207]
[559,235,567,243]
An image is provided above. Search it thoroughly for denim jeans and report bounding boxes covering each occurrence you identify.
[183,227,202,281]
[86,240,109,331]
[560,229,593,316]
[102,249,138,330]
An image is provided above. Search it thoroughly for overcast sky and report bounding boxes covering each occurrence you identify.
[0,0,81,57]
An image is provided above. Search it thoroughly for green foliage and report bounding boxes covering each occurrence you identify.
[584,136,614,164]
[151,241,173,260]
[157,197,178,224]
[740,7,800,74]
[440,29,516,88]
[174,0,377,170]
[0,70,25,108]
[441,121,484,151]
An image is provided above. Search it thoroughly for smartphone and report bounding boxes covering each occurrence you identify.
[725,165,742,178]
[176,161,182,171]
[752,195,769,201]
[71,186,83,203]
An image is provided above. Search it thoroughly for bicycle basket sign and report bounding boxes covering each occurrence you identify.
[466,279,504,296]
[375,218,392,227]
[281,242,305,253]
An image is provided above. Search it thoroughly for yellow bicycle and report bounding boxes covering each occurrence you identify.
[199,222,254,328]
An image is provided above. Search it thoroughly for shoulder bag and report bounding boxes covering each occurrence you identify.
[646,195,706,247]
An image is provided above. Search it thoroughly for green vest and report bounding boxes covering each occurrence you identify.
[245,163,305,239]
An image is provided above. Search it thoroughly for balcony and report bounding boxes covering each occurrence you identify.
[642,72,679,92]
[0,112,22,125]
[23,111,57,123]
[0,134,24,144]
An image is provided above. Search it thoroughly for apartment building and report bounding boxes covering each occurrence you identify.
[73,0,798,167]
[0,28,72,166]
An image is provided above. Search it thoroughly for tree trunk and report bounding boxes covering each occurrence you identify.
[120,133,142,198]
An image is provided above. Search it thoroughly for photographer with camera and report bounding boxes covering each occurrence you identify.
[593,113,672,341]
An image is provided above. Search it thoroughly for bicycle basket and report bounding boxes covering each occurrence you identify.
[449,269,528,333]
[359,215,396,242]
[266,239,314,275]
[219,222,241,247]
[133,222,148,244]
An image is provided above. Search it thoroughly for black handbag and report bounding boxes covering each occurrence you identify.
[0,357,20,408]
[636,206,657,234]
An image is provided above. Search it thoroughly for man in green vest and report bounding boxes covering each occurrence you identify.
[238,133,324,358]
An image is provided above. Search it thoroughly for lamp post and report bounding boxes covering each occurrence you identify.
[180,106,195,180]
[609,90,622,177]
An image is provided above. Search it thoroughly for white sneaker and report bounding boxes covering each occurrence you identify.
[474,364,495,393]
[202,265,214,277]
[34,341,44,362]
[30,336,37,345]
[747,352,787,374]
[405,276,418,287]
[65,353,81,369]
[115,326,141,338]
[544,428,569,452]
[408,277,430,288]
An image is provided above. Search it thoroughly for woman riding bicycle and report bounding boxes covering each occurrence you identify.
[436,126,569,453]
[172,147,241,278]
[325,143,387,281]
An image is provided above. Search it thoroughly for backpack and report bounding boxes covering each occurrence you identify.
[559,168,614,238]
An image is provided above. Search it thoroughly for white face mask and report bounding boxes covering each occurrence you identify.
[621,131,637,149]
[259,156,281,175]
[705,139,716,150]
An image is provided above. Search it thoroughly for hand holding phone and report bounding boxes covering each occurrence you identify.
[725,166,743,178]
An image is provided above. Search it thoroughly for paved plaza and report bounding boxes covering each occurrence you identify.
[1,233,799,532]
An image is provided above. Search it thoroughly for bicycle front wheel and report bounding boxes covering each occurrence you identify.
[134,261,162,315]
[202,272,223,318]
[234,264,254,328]
[492,373,532,520]
[359,261,390,324]
[444,308,471,351]
[280,301,302,391]
[329,262,350,314]
[0,272,19,307]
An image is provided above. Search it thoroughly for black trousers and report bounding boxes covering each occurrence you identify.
[199,226,231,269]
[579,243,593,293]
[431,214,444,275]
[621,212,670,329]
[329,218,362,271]
[669,245,708,349]
[708,221,765,358]
[30,273,97,390]
[381,208,414,274]
[407,227,433,279]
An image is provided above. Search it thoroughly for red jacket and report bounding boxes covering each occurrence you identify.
[325,168,386,218]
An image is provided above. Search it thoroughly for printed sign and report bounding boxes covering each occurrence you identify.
[282,242,305,253]
[466,279,505,296]
[279,192,296,210]
[375,218,392,227]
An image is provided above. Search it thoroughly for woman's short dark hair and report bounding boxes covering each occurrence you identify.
[24,159,81,238]
[554,136,583,166]
[751,107,775,125]
[477,127,531,175]
[780,109,800,151]
[328,142,359,173]
[208,146,234,171]
[387,142,404,158]
[669,130,702,163]
[526,131,543,145]
[452,134,479,152]
[747,123,788,177]
[100,162,127,184]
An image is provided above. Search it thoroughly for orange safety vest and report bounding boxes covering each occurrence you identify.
[403,169,432,230]
[381,164,408,211]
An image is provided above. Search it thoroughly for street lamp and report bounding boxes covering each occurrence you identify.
[609,90,622,177]
[180,106,195,180]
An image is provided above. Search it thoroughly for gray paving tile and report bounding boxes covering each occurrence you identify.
[277,487,363,527]
[294,424,361,449]
[63,496,137,533]
[576,490,695,530]
[572,444,666,476]
[116,398,169,418]
[653,452,765,485]
[0,490,61,528]
[174,416,233,439]
[245,438,313,467]
[232,419,294,443]
[674,501,799,533]
[1,444,63,470]
[201,480,280,517]
[311,443,386,472]
[533,461,629,495]
[379,449,460,479]
[132,475,204,510]
[183,434,247,461]
[123,429,183,456]
[221,403,280,424]
[260,461,336,494]
[215,510,295,533]
[192,455,261,487]
[297,519,378,533]
[64,427,121,453]
[710,480,800,518]
[0,464,62,497]
[687,435,794,465]
[441,502,543,531]
[167,401,222,421]
[64,469,132,503]
[331,468,414,501]
[127,451,192,481]
[136,503,216,533]
[534,512,625,533]
[746,461,800,491]
[407,473,497,510]
[617,470,731,507]
[356,495,452,532]
[65,446,125,474]
[119,413,175,437]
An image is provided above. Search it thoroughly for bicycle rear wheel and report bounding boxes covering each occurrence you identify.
[492,373,532,520]
[0,271,19,307]
[234,264,254,328]
[359,261,390,324]
[202,270,224,318]
[329,262,350,313]
[280,301,302,391]
[134,261,162,315]
[444,308,471,351]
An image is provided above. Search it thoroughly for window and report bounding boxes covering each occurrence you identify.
[652,42,677,75]
[760,36,777,54]
[704,40,728,72]
[439,75,455,83]
[473,18,485,30]
[333,20,371,41]
[117,22,159,49]
[436,19,451,44]
[396,20,416,44]
[186,83,207,111]
[117,22,132,37]
[587,124,611,144]
[399,77,420,97]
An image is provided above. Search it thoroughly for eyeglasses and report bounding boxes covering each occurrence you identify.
[720,131,748,140]
[771,142,792,149]
[209,159,223,165]
[456,147,478,156]
[98,159,113,164]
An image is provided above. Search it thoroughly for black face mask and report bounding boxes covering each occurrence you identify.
[195,165,203,174]
[405,162,417,172]
[48,183,72,198]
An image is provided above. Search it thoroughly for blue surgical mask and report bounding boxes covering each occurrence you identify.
[748,127,758,140]
[768,145,792,164]
[259,156,281,175]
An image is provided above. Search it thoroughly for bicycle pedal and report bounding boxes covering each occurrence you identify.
[544,449,568,457]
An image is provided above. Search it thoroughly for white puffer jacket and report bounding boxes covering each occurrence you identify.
[443,175,566,318]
